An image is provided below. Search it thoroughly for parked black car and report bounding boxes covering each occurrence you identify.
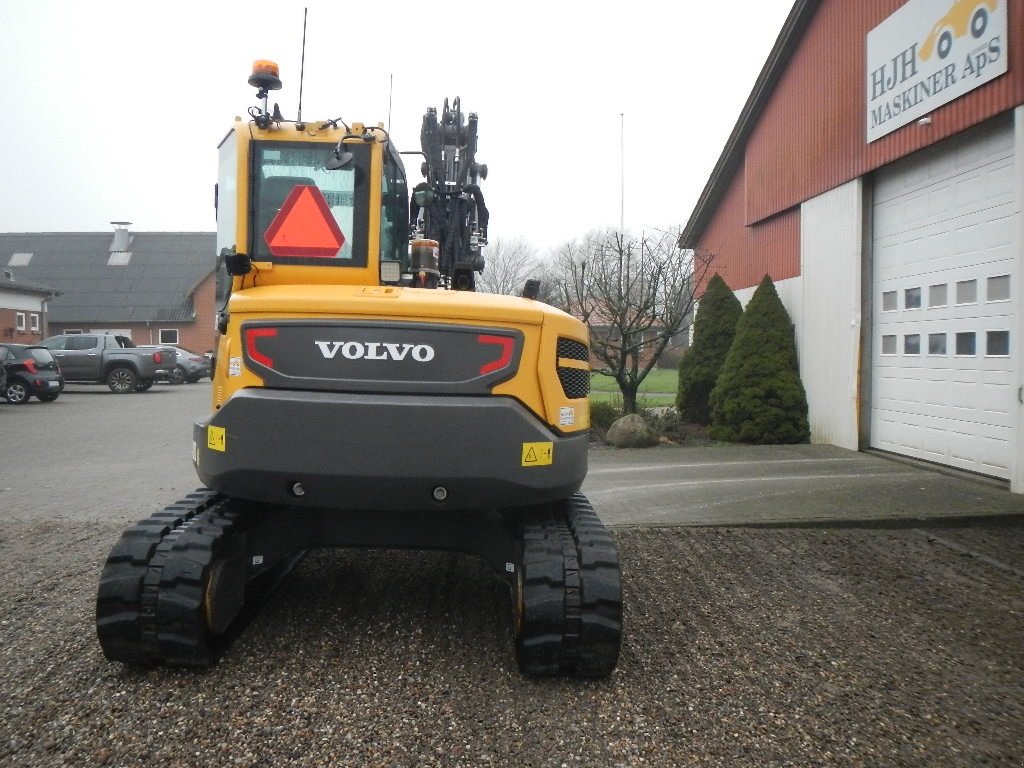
[0,344,65,404]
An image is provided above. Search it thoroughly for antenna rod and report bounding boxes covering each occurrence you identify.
[297,7,308,122]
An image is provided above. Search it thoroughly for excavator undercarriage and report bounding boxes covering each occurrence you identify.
[97,490,621,675]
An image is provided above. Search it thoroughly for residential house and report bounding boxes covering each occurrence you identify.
[0,226,217,353]
[0,268,59,344]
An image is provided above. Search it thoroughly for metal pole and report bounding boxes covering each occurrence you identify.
[620,112,625,233]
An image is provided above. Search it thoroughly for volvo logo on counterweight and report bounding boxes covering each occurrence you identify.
[314,340,436,362]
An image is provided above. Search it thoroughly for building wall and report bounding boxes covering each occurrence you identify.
[0,289,48,344]
[697,0,1024,294]
[179,273,216,353]
[1014,104,1024,492]
[799,179,864,450]
[46,273,218,353]
[746,0,1024,227]
[698,167,801,294]
[0,307,45,344]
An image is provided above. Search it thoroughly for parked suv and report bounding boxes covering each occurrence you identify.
[39,334,175,393]
[141,345,211,384]
[1,344,65,404]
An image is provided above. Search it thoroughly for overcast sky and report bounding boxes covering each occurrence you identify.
[0,0,793,256]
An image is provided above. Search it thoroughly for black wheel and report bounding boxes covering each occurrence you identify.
[107,367,137,393]
[168,366,187,385]
[970,7,987,38]
[134,378,155,392]
[937,29,953,58]
[37,392,59,403]
[513,493,622,677]
[4,380,29,404]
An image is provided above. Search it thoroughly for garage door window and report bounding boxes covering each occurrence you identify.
[956,280,977,305]
[955,332,976,356]
[882,291,897,311]
[904,334,920,354]
[904,287,921,309]
[882,335,897,355]
[929,284,947,307]
[986,330,1010,357]
[928,333,947,355]
[987,275,1010,302]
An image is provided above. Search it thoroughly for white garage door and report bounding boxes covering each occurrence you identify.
[871,119,1017,479]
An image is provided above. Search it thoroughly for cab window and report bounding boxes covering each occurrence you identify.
[380,144,409,271]
[66,336,98,351]
[250,141,371,267]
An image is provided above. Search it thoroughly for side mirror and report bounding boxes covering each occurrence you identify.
[326,148,353,170]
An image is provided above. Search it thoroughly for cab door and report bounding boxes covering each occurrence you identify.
[56,335,101,378]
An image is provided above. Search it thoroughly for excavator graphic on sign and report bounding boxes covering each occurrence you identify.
[919,0,997,61]
[94,60,622,677]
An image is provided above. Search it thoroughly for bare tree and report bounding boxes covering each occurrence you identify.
[550,227,713,415]
[476,237,541,296]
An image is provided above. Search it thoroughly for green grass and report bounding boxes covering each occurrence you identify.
[589,368,678,409]
[589,368,678,394]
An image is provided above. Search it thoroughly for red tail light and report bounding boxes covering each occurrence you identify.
[477,335,514,375]
[23,359,37,374]
[152,352,163,364]
[246,327,277,368]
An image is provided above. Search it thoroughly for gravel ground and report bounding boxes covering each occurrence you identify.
[1,517,1021,767]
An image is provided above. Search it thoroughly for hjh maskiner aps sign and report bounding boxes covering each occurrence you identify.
[866,0,1008,143]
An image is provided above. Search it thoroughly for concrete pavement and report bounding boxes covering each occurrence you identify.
[3,382,1024,530]
[584,442,1024,528]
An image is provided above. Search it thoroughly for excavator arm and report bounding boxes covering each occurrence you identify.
[411,97,489,291]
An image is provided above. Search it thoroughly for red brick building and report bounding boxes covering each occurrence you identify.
[0,269,58,344]
[681,0,1024,490]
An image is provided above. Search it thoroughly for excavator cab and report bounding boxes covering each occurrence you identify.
[96,60,622,677]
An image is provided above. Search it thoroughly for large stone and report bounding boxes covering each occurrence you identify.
[605,414,659,448]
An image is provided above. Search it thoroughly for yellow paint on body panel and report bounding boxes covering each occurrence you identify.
[521,442,553,467]
[208,426,226,452]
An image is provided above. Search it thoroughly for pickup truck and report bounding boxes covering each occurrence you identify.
[39,334,177,393]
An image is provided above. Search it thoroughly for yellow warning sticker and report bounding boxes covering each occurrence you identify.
[521,442,553,467]
[207,425,226,452]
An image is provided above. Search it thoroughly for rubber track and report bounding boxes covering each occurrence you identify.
[96,489,236,666]
[515,492,622,677]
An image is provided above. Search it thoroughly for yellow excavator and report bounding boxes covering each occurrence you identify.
[96,61,621,676]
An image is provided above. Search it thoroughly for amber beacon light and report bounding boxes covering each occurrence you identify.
[248,60,282,91]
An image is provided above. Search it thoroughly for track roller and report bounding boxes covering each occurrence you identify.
[513,492,622,677]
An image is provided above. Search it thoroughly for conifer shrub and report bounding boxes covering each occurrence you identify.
[709,275,809,444]
[676,273,742,424]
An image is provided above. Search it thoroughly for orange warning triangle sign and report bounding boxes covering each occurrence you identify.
[264,184,346,258]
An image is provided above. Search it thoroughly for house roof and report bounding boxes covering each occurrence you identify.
[679,0,819,248]
[0,270,59,297]
[0,232,216,324]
